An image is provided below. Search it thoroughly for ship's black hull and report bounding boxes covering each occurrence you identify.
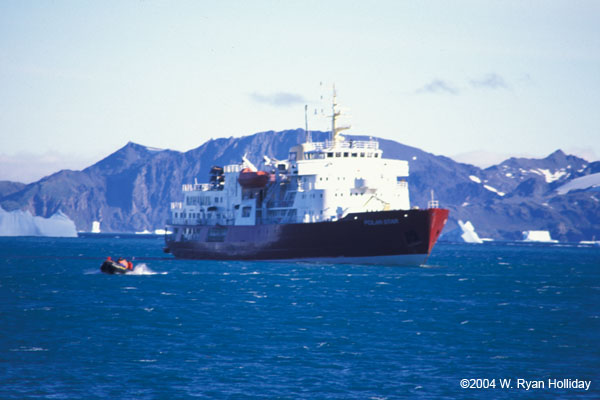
[165,209,448,265]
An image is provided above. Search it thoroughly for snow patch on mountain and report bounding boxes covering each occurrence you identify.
[556,172,600,195]
[531,168,568,183]
[144,146,165,152]
[469,175,481,183]
[483,184,505,196]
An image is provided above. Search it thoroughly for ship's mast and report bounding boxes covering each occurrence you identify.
[304,104,311,143]
[331,85,350,144]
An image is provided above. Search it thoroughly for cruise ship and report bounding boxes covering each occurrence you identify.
[164,91,449,265]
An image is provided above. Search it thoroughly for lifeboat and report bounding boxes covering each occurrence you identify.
[238,168,271,189]
[100,258,133,274]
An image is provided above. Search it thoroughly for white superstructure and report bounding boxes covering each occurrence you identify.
[170,90,411,228]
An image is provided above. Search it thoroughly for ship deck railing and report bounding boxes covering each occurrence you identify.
[182,183,212,192]
[312,139,379,151]
[167,217,237,226]
[224,164,243,173]
[428,200,440,208]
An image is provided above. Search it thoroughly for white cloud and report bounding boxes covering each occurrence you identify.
[469,73,509,90]
[415,79,459,95]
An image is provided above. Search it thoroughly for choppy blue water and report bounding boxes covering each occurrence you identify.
[1,237,599,399]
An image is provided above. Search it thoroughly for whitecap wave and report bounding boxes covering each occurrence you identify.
[10,346,48,352]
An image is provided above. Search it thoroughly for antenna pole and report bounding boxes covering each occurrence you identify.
[331,85,336,142]
[304,104,311,143]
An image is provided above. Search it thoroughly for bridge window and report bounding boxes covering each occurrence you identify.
[242,206,251,218]
[343,152,349,157]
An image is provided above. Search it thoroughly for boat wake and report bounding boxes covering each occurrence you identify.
[419,263,444,269]
[128,263,167,275]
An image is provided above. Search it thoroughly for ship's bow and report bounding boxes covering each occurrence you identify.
[427,208,449,254]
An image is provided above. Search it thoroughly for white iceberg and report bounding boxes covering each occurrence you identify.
[522,230,558,243]
[458,220,484,244]
[91,221,101,233]
[0,207,77,237]
[579,240,600,247]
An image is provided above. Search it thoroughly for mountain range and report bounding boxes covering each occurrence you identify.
[1,129,599,242]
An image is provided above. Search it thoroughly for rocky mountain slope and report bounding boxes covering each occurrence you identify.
[0,181,26,198]
[1,129,598,241]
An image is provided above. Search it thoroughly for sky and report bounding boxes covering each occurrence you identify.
[1,0,599,183]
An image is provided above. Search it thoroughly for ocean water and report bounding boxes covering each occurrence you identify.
[1,237,599,399]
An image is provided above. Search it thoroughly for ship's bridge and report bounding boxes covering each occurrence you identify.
[286,136,410,223]
[290,139,382,161]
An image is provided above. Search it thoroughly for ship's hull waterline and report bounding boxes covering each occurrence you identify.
[165,209,448,265]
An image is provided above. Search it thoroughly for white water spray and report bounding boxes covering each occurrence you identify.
[128,263,167,275]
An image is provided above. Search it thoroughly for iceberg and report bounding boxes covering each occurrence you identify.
[522,230,558,243]
[458,220,484,244]
[579,240,600,247]
[0,207,77,237]
[91,221,101,233]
